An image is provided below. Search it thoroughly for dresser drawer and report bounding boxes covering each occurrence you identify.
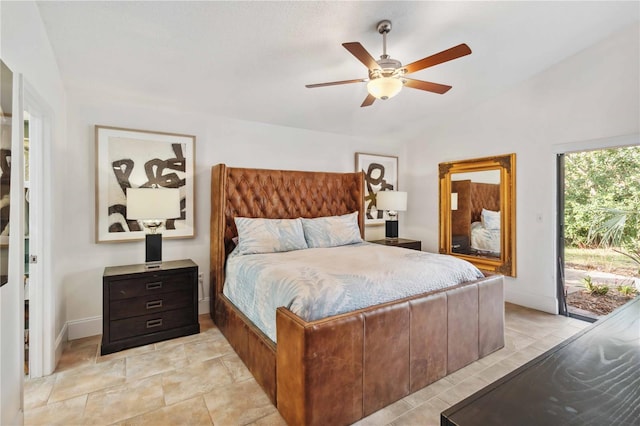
[109,308,195,342]
[109,290,192,321]
[109,271,194,300]
[101,259,199,355]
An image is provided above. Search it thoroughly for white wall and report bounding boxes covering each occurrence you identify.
[63,92,398,337]
[403,23,640,313]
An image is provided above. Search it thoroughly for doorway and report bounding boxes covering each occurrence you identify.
[557,144,640,321]
[22,81,51,378]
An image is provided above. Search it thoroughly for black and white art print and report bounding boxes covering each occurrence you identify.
[95,126,195,243]
[355,152,398,226]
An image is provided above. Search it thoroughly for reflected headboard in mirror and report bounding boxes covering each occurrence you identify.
[439,154,516,277]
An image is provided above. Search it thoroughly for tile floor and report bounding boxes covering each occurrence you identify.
[24,303,589,425]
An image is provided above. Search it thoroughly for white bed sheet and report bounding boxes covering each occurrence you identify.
[223,242,484,342]
[470,221,501,256]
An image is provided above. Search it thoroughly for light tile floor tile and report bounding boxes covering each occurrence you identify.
[83,375,165,425]
[220,352,253,382]
[352,399,413,426]
[391,397,450,426]
[24,306,589,425]
[402,376,454,408]
[48,358,126,403]
[202,378,277,425]
[24,394,87,426]
[438,375,491,406]
[247,410,288,426]
[162,357,234,406]
[183,336,234,364]
[97,343,156,364]
[23,374,56,409]
[117,395,213,426]
[125,344,187,381]
[54,343,98,373]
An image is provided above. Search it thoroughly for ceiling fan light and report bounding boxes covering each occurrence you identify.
[367,77,403,100]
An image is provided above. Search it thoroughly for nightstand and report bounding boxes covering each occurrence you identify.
[452,235,470,252]
[370,238,422,251]
[101,259,200,355]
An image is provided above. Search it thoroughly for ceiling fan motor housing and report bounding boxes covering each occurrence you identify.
[369,56,406,88]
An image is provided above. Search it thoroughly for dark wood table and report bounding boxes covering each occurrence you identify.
[441,297,640,426]
[369,238,421,251]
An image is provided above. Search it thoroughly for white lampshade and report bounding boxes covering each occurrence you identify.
[126,188,180,220]
[367,77,403,100]
[376,191,407,212]
[451,193,458,211]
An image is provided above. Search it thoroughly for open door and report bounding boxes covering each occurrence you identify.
[556,154,568,316]
[0,60,25,426]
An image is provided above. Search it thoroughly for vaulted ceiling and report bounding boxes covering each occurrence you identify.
[37,1,639,141]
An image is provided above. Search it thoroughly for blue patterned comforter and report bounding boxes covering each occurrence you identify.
[223,242,484,342]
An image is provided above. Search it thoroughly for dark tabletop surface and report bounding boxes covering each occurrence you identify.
[442,297,640,426]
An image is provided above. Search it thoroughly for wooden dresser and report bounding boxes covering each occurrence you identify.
[441,297,640,425]
[101,259,200,355]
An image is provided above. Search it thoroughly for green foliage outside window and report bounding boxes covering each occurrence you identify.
[564,145,640,251]
[564,145,640,274]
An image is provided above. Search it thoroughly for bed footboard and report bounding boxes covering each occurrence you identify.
[276,275,504,426]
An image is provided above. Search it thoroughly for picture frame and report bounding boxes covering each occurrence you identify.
[95,125,196,243]
[355,152,398,226]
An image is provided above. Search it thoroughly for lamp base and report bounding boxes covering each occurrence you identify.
[385,220,399,240]
[145,233,162,267]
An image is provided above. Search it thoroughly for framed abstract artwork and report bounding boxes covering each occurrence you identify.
[355,152,398,226]
[95,126,196,243]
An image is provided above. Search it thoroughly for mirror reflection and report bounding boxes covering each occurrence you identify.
[451,170,501,258]
[439,154,516,277]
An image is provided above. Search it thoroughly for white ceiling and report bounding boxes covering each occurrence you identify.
[37,1,639,141]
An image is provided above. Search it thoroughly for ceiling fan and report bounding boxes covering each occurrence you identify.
[305,20,472,107]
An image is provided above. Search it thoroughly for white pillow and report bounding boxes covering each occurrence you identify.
[234,217,308,255]
[481,208,501,230]
[301,212,362,248]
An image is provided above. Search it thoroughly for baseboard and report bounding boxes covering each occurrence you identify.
[9,410,23,426]
[198,298,210,315]
[505,288,558,314]
[67,315,102,340]
[54,322,68,368]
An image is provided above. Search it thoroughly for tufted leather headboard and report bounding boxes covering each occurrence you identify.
[470,182,500,223]
[210,164,364,301]
[451,180,500,238]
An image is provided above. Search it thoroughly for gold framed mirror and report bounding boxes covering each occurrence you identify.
[439,154,516,276]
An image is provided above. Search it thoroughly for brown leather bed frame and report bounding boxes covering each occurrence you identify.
[210,164,505,426]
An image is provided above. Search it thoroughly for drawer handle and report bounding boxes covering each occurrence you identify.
[146,319,163,328]
[146,300,163,310]
[146,281,163,290]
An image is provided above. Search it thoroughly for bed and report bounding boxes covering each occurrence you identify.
[210,164,505,426]
[451,179,501,256]
[470,209,501,255]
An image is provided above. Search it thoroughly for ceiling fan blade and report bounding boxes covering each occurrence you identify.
[342,42,381,71]
[403,43,472,75]
[305,78,367,88]
[403,78,452,94]
[360,94,376,107]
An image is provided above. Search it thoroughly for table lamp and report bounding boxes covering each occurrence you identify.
[451,192,458,210]
[126,187,180,267]
[376,190,407,240]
